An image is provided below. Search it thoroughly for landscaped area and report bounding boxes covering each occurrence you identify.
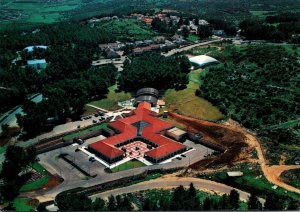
[88,85,132,111]
[163,70,223,121]
[63,123,109,140]
[111,159,146,173]
[20,163,51,192]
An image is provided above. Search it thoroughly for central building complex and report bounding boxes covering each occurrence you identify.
[88,102,187,164]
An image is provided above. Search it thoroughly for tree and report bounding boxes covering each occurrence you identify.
[143,198,153,211]
[92,197,106,211]
[197,25,212,39]
[0,146,37,202]
[264,194,283,210]
[107,195,116,211]
[55,193,92,211]
[229,189,240,209]
[203,197,212,210]
[247,193,262,210]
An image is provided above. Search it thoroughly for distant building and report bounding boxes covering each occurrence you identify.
[212,30,226,37]
[104,48,120,59]
[153,36,166,43]
[23,45,48,53]
[27,59,47,70]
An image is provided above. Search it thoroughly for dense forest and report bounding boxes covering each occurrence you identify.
[197,45,300,164]
[118,53,191,92]
[240,14,300,43]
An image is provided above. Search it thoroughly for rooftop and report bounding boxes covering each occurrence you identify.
[89,102,186,160]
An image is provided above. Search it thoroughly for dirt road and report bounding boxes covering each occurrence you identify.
[169,113,300,194]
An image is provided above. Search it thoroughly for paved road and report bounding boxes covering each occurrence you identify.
[162,39,223,57]
[90,176,265,203]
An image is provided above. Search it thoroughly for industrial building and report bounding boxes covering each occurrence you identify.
[88,102,187,164]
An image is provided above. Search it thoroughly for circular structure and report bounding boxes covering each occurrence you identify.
[135,87,159,106]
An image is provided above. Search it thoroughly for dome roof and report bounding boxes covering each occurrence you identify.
[189,55,219,68]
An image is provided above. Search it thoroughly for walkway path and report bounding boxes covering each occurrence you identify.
[90,176,265,203]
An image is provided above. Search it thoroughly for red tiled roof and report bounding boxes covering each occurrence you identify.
[88,102,186,160]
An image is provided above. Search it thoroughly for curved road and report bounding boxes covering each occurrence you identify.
[90,176,264,203]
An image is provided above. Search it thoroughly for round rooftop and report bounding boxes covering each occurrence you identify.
[189,55,219,68]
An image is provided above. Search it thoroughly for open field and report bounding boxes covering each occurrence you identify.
[88,85,132,111]
[111,159,146,173]
[163,70,223,121]
[63,123,108,140]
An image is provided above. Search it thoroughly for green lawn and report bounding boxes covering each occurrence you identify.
[186,34,199,43]
[13,198,33,212]
[111,159,146,173]
[63,123,109,140]
[88,85,132,111]
[20,163,51,192]
[163,70,223,121]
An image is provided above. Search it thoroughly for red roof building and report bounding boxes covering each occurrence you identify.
[88,102,186,164]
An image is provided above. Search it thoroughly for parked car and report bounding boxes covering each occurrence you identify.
[89,157,96,162]
[176,157,182,160]
[93,120,97,123]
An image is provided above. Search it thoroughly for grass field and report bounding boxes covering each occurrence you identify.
[13,198,33,211]
[20,163,51,192]
[186,34,199,43]
[163,70,223,121]
[95,18,156,41]
[88,85,132,111]
[63,122,109,140]
[111,159,146,173]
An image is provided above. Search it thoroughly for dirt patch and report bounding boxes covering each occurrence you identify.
[43,174,63,190]
[169,112,251,169]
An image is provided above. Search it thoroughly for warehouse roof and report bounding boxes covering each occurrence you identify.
[189,55,219,68]
[89,102,186,159]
